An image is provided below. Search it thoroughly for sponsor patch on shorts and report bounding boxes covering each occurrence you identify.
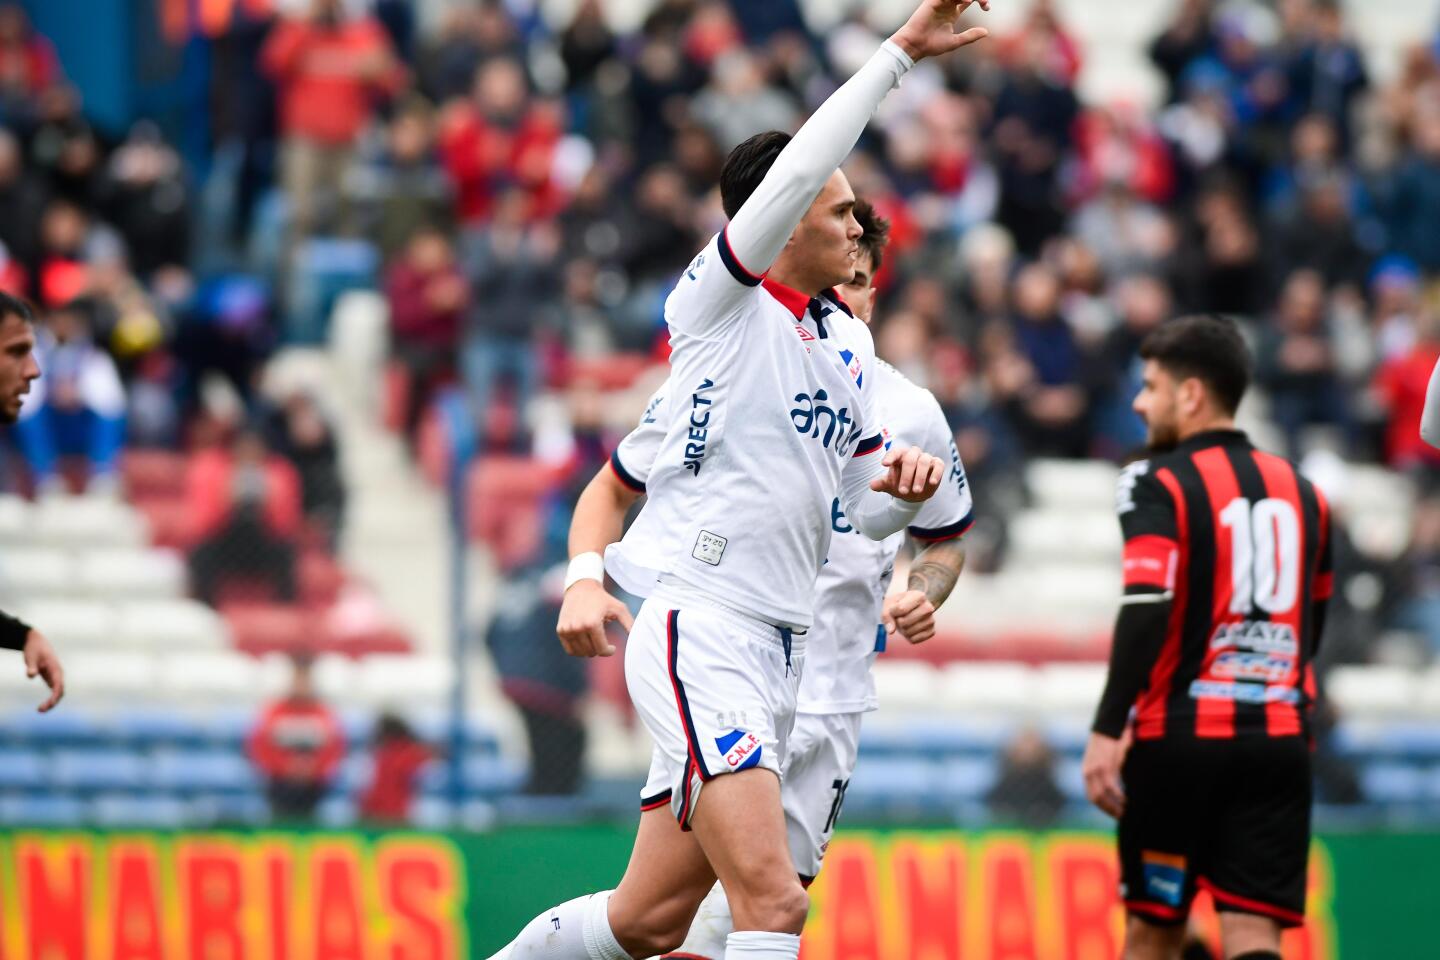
[715,729,762,771]
[1141,851,1187,907]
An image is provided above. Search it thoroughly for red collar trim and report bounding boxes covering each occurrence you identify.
[762,276,812,319]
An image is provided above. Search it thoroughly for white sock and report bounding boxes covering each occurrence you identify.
[723,931,800,959]
[489,890,629,960]
[666,882,733,959]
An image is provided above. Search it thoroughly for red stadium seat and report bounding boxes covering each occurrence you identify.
[134,497,197,550]
[221,602,317,657]
[563,353,655,392]
[122,450,189,500]
[299,550,346,605]
[465,456,563,568]
[382,360,410,434]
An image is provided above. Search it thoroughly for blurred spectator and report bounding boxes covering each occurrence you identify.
[1088,273,1171,456]
[0,4,59,124]
[1150,0,1216,106]
[691,49,798,153]
[172,275,274,420]
[268,391,345,547]
[261,0,402,243]
[100,122,190,280]
[30,85,103,211]
[1256,269,1347,455]
[560,0,617,96]
[187,428,302,605]
[986,728,1065,827]
[247,655,345,822]
[1392,495,1440,655]
[1385,105,1440,272]
[1284,0,1367,147]
[348,98,453,264]
[460,188,561,451]
[1267,169,1367,289]
[418,4,515,104]
[1373,310,1440,470]
[35,198,94,308]
[990,31,1080,254]
[439,57,558,227]
[0,128,45,276]
[386,224,466,441]
[1003,264,1091,457]
[358,712,434,824]
[13,298,125,494]
[1175,181,1266,315]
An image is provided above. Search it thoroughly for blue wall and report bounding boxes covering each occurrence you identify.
[22,0,134,135]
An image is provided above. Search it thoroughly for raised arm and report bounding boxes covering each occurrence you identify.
[725,0,989,278]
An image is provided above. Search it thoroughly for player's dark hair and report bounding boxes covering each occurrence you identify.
[854,199,891,275]
[720,131,791,219]
[0,291,34,328]
[1139,314,1251,415]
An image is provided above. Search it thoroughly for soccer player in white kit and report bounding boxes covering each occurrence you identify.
[485,5,990,960]
[561,202,974,960]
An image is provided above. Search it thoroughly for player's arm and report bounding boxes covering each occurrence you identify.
[557,388,666,658]
[1312,489,1335,656]
[1421,355,1440,449]
[1084,462,1178,818]
[885,413,976,643]
[884,540,966,645]
[720,0,988,287]
[558,466,641,659]
[838,440,945,540]
[0,611,63,713]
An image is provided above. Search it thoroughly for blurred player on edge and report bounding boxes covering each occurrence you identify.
[0,291,63,712]
[559,201,974,959]
[483,4,990,959]
[1083,315,1333,960]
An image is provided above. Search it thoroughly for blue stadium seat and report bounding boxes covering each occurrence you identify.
[0,710,103,747]
[52,750,148,791]
[0,749,46,789]
[201,709,256,750]
[318,795,357,827]
[110,710,208,749]
[0,792,85,826]
[464,716,502,755]
[335,753,374,793]
[150,750,257,793]
[189,792,269,826]
[91,793,190,828]
[1361,763,1426,803]
[846,757,942,800]
[411,797,455,830]
[462,755,525,796]
[1041,720,1091,755]
[937,757,999,801]
[1055,759,1087,801]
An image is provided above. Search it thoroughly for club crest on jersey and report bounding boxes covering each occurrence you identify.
[837,349,864,388]
[715,730,763,771]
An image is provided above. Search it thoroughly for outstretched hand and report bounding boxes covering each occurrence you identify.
[870,445,945,502]
[890,0,991,63]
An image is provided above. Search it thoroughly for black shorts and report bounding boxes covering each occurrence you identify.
[1118,735,1311,928]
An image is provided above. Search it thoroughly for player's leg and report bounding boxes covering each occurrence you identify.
[690,768,808,957]
[1117,740,1210,960]
[485,602,719,960]
[1122,917,1187,960]
[1208,736,1311,960]
[1216,913,1282,959]
[661,710,855,960]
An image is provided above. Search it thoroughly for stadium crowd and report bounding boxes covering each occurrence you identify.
[3,0,1440,692]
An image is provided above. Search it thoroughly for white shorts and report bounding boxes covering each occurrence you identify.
[630,589,805,829]
[781,710,863,880]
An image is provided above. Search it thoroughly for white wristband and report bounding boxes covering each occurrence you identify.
[564,552,606,592]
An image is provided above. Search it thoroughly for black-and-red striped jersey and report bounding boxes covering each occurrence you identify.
[1111,430,1333,741]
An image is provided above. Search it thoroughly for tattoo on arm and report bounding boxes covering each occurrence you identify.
[907,541,966,607]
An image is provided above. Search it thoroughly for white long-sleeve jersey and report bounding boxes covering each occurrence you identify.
[609,358,974,712]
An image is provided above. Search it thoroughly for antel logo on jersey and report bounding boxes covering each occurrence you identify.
[715,730,763,771]
[791,389,861,455]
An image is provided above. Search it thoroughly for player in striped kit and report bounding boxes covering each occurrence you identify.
[1083,315,1333,960]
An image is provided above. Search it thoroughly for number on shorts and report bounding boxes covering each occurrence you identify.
[823,778,850,834]
[1219,497,1300,615]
